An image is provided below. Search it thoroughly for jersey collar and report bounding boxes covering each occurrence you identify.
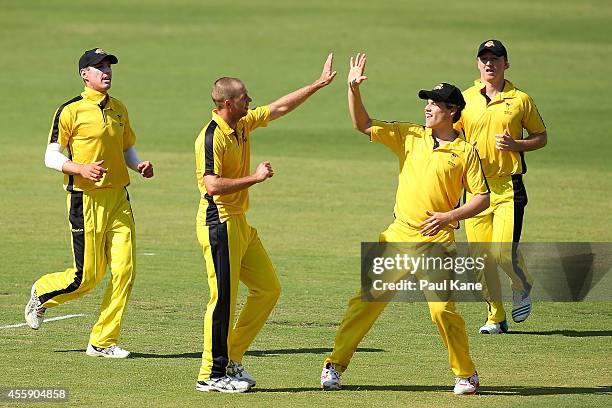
[81,86,109,105]
[474,79,518,101]
[211,110,235,136]
[427,127,465,152]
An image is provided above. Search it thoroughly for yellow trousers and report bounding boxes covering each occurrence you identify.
[324,221,476,378]
[35,188,136,348]
[466,175,532,324]
[197,214,281,381]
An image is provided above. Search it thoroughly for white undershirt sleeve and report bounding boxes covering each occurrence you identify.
[44,143,69,172]
[123,146,141,172]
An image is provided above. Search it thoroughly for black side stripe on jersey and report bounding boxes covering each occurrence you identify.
[209,222,231,378]
[66,145,74,192]
[50,95,83,143]
[473,148,490,193]
[38,192,85,305]
[204,121,220,225]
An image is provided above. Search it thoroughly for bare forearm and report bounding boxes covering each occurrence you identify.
[348,85,371,134]
[61,161,84,176]
[268,53,336,120]
[513,131,547,152]
[268,82,320,120]
[448,193,490,222]
[204,174,260,196]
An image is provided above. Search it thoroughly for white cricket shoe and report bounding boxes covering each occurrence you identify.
[320,363,341,390]
[195,375,251,393]
[86,344,131,359]
[25,284,46,330]
[512,289,532,323]
[454,371,480,395]
[479,320,508,334]
[227,360,256,387]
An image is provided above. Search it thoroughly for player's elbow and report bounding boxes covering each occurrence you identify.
[203,175,219,196]
[205,184,218,196]
[478,193,490,212]
[530,131,547,149]
[353,119,370,135]
[539,132,548,148]
[44,144,68,172]
[353,122,366,133]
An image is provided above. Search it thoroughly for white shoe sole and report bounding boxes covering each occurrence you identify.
[321,382,341,391]
[24,285,42,330]
[85,349,130,359]
[454,385,480,395]
[195,383,249,393]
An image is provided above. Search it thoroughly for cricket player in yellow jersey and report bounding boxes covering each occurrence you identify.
[24,48,154,358]
[456,40,547,334]
[194,54,337,393]
[320,54,490,395]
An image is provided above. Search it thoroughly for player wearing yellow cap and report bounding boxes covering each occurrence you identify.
[456,39,547,333]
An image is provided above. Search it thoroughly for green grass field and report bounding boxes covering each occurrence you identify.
[1,0,611,406]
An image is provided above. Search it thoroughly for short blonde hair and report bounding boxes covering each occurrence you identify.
[211,77,245,109]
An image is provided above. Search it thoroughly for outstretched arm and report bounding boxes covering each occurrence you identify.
[347,53,372,135]
[268,53,337,121]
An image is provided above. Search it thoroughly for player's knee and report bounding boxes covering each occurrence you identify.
[76,277,97,294]
[428,302,452,323]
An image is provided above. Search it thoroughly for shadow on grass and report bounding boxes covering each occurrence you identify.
[507,330,612,337]
[253,385,612,396]
[55,347,384,359]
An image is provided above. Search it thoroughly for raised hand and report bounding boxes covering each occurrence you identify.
[315,52,337,88]
[348,53,368,88]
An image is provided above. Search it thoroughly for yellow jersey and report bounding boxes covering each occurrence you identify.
[456,79,546,178]
[195,106,270,225]
[370,120,489,231]
[48,87,136,192]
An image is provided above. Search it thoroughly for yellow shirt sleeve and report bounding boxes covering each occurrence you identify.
[241,105,271,134]
[521,95,546,134]
[122,108,136,151]
[203,130,225,176]
[369,119,406,157]
[463,146,490,195]
[48,107,72,147]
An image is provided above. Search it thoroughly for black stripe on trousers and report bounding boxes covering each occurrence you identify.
[511,174,531,292]
[209,221,231,378]
[39,192,85,304]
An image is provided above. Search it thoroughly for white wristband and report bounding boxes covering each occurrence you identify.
[44,143,69,172]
